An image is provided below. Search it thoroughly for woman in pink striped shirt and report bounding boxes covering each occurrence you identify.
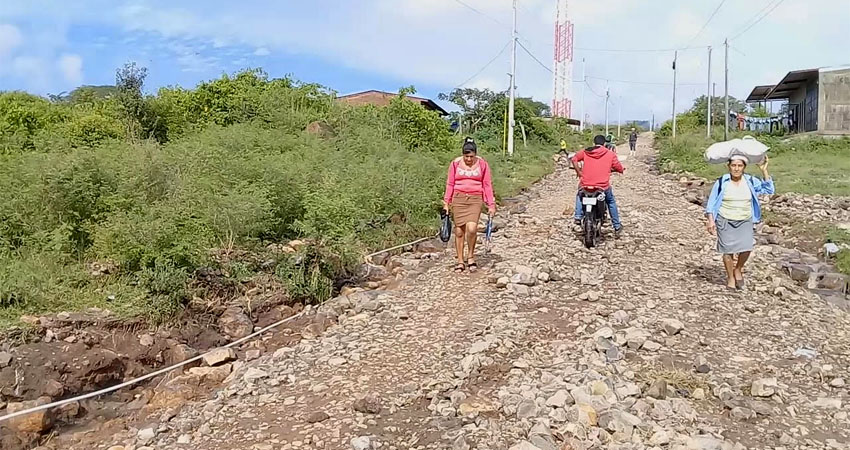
[442,138,496,273]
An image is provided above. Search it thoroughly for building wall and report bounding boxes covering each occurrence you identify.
[819,68,850,134]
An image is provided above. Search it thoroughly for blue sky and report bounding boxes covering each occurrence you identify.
[1,0,849,124]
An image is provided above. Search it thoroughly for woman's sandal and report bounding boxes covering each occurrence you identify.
[467,260,479,273]
[735,276,745,290]
[454,263,466,273]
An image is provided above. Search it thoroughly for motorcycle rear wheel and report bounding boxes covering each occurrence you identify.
[582,215,596,248]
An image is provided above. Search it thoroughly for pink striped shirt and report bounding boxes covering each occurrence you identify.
[443,157,495,208]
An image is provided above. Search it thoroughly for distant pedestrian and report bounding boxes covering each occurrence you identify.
[705,155,774,290]
[443,137,496,273]
[628,128,638,156]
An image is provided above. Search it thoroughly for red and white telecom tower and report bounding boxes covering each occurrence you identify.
[552,0,574,118]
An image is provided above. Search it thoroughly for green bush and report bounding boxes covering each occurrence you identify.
[136,263,189,324]
[92,203,214,271]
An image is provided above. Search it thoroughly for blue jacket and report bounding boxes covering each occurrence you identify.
[705,174,775,223]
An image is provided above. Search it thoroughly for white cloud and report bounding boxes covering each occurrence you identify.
[10,55,50,89]
[253,47,270,56]
[57,53,83,85]
[667,9,703,42]
[0,23,23,57]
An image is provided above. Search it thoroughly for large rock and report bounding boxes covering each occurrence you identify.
[356,263,389,282]
[510,272,536,286]
[5,397,53,433]
[202,347,237,366]
[0,351,12,368]
[661,318,684,335]
[647,379,668,399]
[166,343,199,366]
[569,403,598,427]
[508,283,530,296]
[350,436,374,450]
[750,378,778,397]
[598,409,642,435]
[188,364,232,383]
[545,390,573,408]
[353,393,382,415]
[218,307,254,339]
[515,399,538,420]
[508,442,543,450]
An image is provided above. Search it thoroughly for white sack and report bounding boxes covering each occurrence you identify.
[704,136,769,165]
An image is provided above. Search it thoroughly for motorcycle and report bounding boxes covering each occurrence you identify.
[578,188,608,249]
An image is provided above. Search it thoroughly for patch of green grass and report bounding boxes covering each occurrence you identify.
[489,144,555,198]
[827,228,850,276]
[0,252,152,329]
[657,133,850,197]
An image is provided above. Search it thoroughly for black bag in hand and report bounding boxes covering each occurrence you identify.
[439,209,452,242]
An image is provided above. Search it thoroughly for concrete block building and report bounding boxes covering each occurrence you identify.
[746,65,850,135]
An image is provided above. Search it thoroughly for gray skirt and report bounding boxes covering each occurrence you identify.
[716,215,754,254]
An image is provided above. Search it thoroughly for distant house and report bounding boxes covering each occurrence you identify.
[746,65,850,135]
[337,90,449,116]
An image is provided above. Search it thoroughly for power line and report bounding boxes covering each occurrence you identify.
[453,40,512,89]
[683,0,728,48]
[585,81,605,99]
[452,0,509,27]
[574,45,707,53]
[586,75,703,87]
[730,0,788,41]
[518,39,703,87]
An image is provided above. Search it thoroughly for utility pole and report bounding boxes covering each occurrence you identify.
[605,81,610,135]
[651,112,655,131]
[724,38,729,140]
[672,50,678,139]
[707,46,712,139]
[507,0,518,156]
[580,58,586,132]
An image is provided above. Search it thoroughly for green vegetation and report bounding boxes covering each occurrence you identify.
[0,68,589,329]
[656,97,850,197]
[827,228,850,275]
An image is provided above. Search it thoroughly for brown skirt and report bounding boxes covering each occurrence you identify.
[451,193,484,227]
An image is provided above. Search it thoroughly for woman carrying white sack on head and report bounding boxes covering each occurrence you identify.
[704,154,774,291]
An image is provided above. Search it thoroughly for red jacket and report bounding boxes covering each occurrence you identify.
[571,146,624,190]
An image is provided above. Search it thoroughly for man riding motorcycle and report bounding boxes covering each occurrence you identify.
[604,134,616,151]
[571,135,625,237]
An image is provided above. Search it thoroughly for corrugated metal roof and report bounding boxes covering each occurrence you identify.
[746,85,776,102]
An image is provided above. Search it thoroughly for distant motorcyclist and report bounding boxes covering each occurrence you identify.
[571,135,625,236]
[604,134,616,151]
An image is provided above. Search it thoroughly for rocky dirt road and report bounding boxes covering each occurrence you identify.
[71,135,850,450]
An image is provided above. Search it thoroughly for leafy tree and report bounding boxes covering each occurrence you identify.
[115,62,151,139]
[749,104,770,118]
[438,88,502,133]
[518,97,551,117]
[690,95,746,126]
